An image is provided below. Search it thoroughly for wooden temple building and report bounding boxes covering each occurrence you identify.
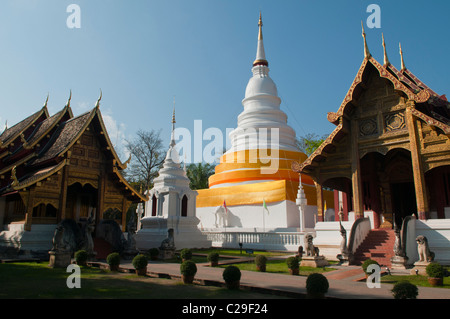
[0,93,146,256]
[298,30,450,229]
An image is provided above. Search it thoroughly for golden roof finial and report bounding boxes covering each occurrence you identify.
[43,93,49,108]
[382,33,390,66]
[399,42,406,71]
[361,21,371,59]
[95,89,102,108]
[66,90,72,108]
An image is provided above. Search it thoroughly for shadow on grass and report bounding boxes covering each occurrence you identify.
[0,262,290,299]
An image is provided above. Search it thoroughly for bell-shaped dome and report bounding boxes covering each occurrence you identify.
[244,66,278,99]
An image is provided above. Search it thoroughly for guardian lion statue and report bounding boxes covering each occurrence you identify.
[416,235,435,262]
[305,233,320,257]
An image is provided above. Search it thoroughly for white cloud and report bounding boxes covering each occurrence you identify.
[101,109,128,161]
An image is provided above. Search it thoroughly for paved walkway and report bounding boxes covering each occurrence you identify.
[108,256,450,299]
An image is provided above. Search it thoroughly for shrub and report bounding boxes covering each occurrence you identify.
[306,273,329,298]
[148,248,159,260]
[362,259,379,273]
[180,260,197,277]
[106,252,121,266]
[132,254,148,270]
[426,262,445,278]
[180,248,192,261]
[207,252,219,262]
[74,250,88,265]
[255,255,267,267]
[286,256,299,270]
[391,281,418,299]
[222,265,241,283]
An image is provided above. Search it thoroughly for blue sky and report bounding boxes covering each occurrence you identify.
[1,0,449,162]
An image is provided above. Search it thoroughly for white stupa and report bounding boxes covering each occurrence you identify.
[195,13,334,232]
[135,108,211,250]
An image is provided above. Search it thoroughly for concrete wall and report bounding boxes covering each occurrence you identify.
[405,218,450,265]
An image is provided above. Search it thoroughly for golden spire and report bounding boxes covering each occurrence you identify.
[399,42,406,71]
[172,96,176,125]
[170,96,176,147]
[382,33,389,66]
[253,12,268,67]
[361,21,371,59]
[258,11,263,40]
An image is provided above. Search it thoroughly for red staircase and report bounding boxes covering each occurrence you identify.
[352,229,395,267]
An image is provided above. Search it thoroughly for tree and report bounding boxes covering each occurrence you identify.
[125,129,165,190]
[186,162,216,190]
[296,133,327,156]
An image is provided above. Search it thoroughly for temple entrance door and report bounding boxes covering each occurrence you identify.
[391,181,417,227]
[66,182,98,226]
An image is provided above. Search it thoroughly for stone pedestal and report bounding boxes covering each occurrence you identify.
[410,261,429,276]
[336,253,350,266]
[48,250,72,268]
[390,256,409,270]
[300,256,329,268]
[159,248,176,260]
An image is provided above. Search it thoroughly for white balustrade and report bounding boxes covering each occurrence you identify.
[201,230,305,251]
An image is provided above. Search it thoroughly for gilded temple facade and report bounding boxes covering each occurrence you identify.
[299,32,450,229]
[0,95,146,255]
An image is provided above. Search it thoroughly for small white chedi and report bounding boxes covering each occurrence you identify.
[134,109,211,250]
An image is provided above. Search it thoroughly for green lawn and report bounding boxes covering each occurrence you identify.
[0,262,290,299]
[218,259,337,276]
[381,274,450,289]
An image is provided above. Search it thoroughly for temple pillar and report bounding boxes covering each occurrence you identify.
[315,181,324,222]
[97,172,106,222]
[351,120,364,219]
[58,165,68,222]
[24,188,35,231]
[405,104,429,220]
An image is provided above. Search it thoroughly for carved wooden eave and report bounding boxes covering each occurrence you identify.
[6,159,66,192]
[0,153,37,178]
[410,108,450,135]
[0,105,49,151]
[298,123,345,173]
